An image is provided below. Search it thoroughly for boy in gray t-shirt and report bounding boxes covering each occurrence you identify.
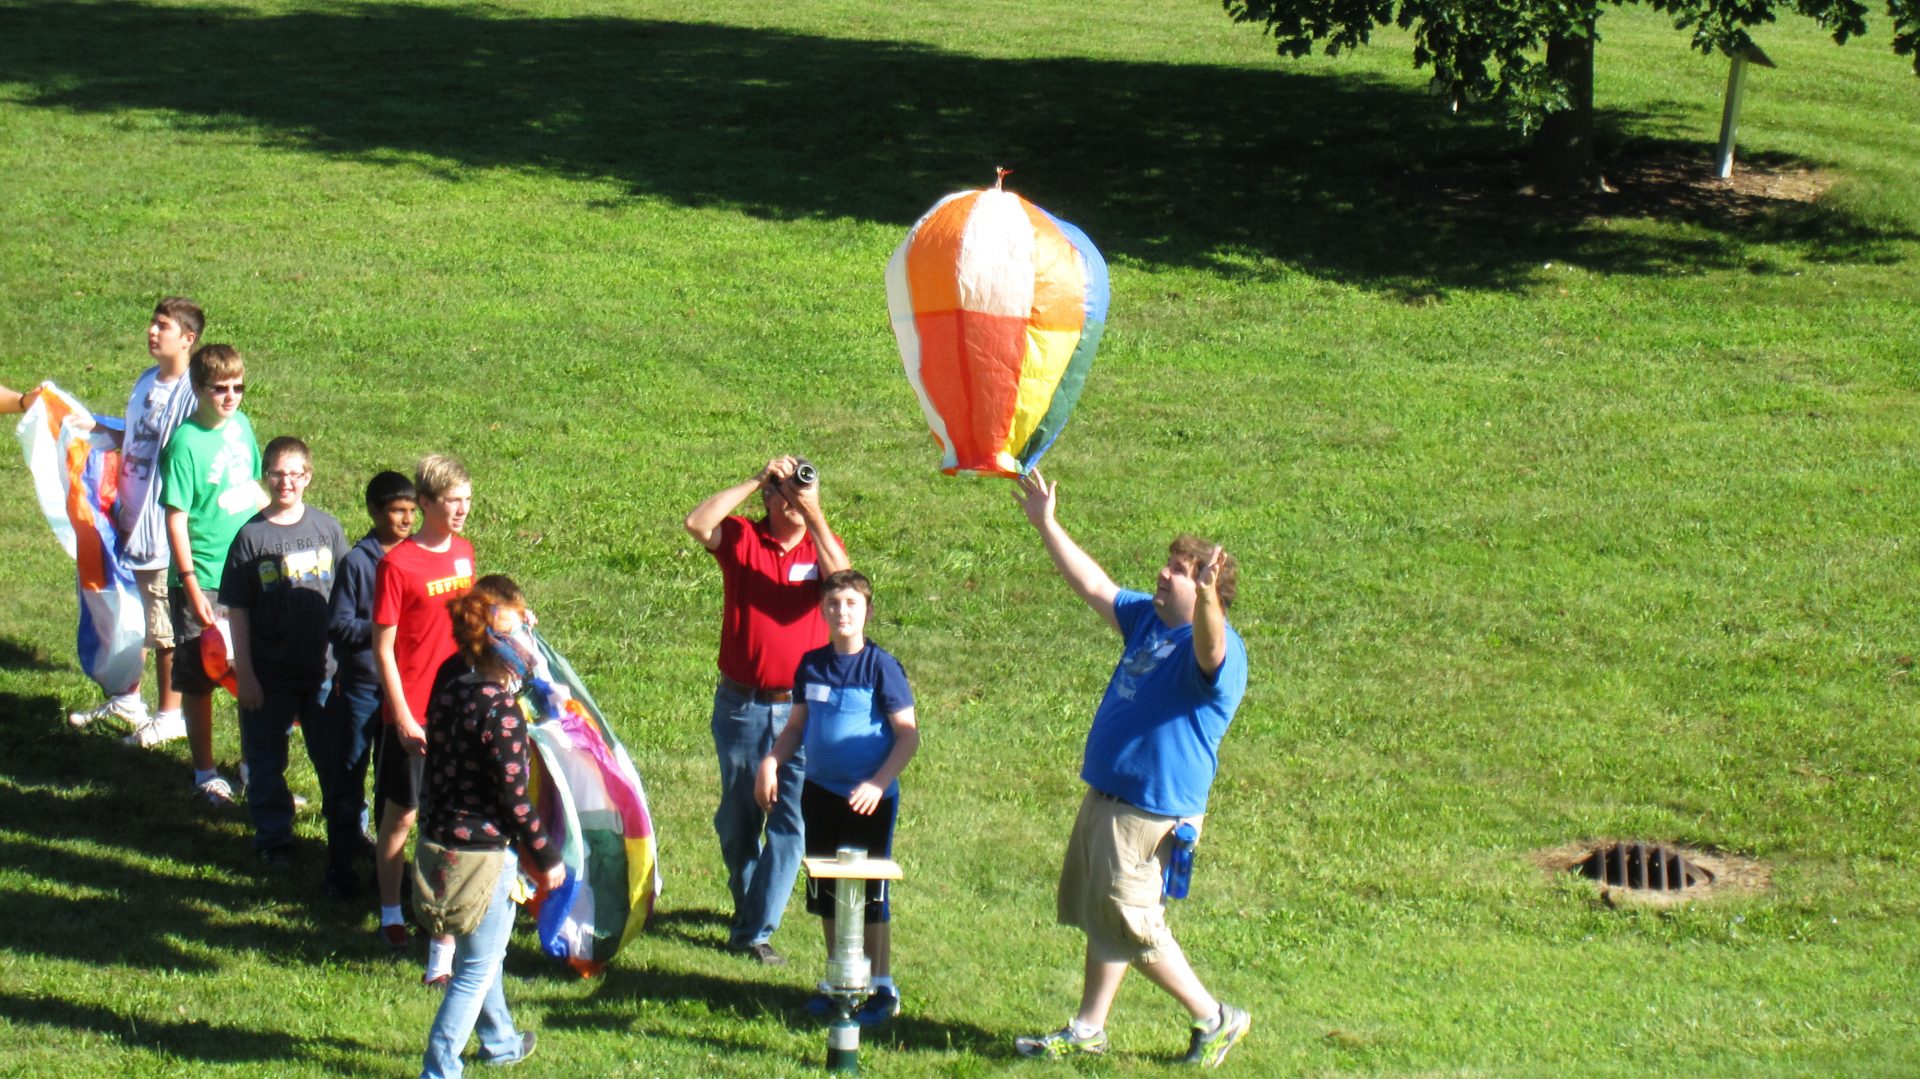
[67,297,205,742]
[224,435,348,865]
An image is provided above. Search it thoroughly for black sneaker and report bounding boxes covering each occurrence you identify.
[259,847,294,868]
[321,865,360,900]
[735,941,787,966]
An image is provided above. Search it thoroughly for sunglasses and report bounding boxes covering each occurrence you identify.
[202,381,245,396]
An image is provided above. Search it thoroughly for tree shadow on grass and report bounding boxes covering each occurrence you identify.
[541,961,1004,1056]
[0,1,1906,295]
[0,990,390,1075]
[0,692,379,972]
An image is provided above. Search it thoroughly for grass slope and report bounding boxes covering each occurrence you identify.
[1,0,1917,1075]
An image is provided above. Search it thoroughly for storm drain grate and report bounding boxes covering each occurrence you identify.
[1574,842,1714,892]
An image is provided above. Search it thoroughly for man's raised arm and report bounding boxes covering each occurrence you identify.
[1013,469,1120,634]
[786,473,849,576]
[684,463,773,552]
[1191,546,1229,679]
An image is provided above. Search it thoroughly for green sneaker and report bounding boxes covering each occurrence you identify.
[1015,1023,1108,1058]
[1182,1004,1250,1067]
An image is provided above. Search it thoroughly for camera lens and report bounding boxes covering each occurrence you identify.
[793,463,818,487]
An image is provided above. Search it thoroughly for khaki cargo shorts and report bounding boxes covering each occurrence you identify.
[133,567,174,650]
[1055,788,1201,965]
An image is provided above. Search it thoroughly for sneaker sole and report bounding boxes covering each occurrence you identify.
[71,707,142,729]
[1015,1037,1106,1058]
[126,732,184,748]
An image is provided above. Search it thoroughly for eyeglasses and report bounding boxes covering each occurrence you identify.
[202,382,245,396]
[266,470,310,482]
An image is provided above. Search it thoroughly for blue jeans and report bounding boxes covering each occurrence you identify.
[711,681,805,948]
[421,868,527,1078]
[238,685,329,853]
[310,679,382,871]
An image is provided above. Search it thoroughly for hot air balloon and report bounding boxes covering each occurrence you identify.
[885,173,1108,478]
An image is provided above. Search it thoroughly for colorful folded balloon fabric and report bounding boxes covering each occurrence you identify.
[15,384,145,696]
[520,628,661,978]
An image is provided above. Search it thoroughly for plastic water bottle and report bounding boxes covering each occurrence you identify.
[1164,823,1198,900]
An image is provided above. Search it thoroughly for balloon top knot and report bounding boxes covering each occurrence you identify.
[994,167,1011,191]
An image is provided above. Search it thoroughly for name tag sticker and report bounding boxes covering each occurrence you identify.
[455,558,474,577]
[805,683,832,702]
[789,561,819,582]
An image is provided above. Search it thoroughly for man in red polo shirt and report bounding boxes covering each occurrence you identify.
[685,455,848,965]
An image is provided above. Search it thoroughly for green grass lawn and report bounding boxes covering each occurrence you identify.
[2,0,1918,1074]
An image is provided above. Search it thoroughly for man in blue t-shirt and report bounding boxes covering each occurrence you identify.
[1010,470,1252,1069]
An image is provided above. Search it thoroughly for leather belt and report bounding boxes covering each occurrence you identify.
[719,675,793,704]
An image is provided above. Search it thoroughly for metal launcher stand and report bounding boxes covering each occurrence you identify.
[803,848,903,1074]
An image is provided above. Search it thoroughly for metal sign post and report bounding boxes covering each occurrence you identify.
[803,848,903,1074]
[1715,43,1777,179]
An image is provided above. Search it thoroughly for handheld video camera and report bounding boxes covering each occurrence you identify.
[769,458,818,490]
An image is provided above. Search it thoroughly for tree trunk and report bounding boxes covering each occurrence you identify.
[1530,25,1600,193]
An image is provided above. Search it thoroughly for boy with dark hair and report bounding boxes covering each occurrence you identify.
[372,454,474,984]
[755,569,919,1026]
[223,436,350,865]
[159,343,261,807]
[69,297,205,744]
[315,470,417,898]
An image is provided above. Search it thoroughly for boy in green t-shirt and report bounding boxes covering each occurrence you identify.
[159,343,264,807]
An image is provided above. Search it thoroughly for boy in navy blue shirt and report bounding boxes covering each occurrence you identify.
[315,470,417,898]
[755,569,918,1026]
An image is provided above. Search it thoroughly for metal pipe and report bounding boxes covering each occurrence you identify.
[1716,55,1749,179]
[823,846,871,1073]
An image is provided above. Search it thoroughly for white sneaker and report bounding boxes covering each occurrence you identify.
[71,695,148,730]
[122,710,186,748]
[195,776,238,808]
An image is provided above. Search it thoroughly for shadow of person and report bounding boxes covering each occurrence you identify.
[536,960,1005,1055]
[0,692,375,971]
[0,990,390,1075]
[0,636,63,673]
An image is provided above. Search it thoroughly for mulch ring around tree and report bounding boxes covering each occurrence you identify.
[1400,144,1833,225]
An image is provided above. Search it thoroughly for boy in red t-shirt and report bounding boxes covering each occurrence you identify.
[370,454,475,983]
